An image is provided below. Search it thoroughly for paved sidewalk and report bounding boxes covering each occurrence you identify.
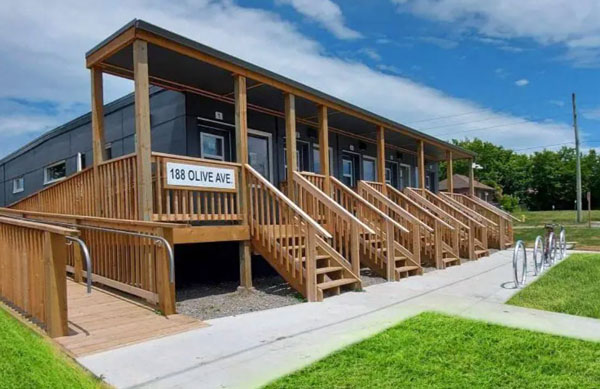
[79,250,600,389]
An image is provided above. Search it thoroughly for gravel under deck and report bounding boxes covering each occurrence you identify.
[176,276,303,321]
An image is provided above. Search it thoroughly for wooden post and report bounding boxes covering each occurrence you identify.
[417,140,425,190]
[446,151,453,193]
[133,40,153,221]
[156,228,176,315]
[434,220,443,269]
[91,67,105,217]
[376,126,387,195]
[43,232,68,337]
[285,93,297,200]
[469,158,475,197]
[412,219,421,268]
[350,221,360,277]
[235,75,253,289]
[499,217,506,249]
[385,221,395,281]
[468,220,475,260]
[318,105,331,195]
[91,67,106,166]
[305,225,317,302]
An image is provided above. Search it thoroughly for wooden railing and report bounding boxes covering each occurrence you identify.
[11,152,243,223]
[443,193,514,248]
[0,216,78,337]
[246,165,334,302]
[152,153,242,222]
[406,188,484,259]
[0,208,179,314]
[328,177,420,274]
[359,181,458,268]
[292,172,372,275]
[440,192,501,248]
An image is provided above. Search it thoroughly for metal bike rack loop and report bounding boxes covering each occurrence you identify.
[512,240,527,288]
[66,236,93,294]
[533,235,544,275]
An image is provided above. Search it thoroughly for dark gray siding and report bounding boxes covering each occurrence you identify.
[0,88,186,206]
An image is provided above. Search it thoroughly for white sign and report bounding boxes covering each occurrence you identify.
[165,161,236,191]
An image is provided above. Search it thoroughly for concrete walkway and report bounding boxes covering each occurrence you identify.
[79,250,600,389]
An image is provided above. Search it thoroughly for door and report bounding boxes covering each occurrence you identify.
[385,161,399,188]
[248,130,273,181]
[399,164,411,189]
[341,152,360,187]
[362,156,377,182]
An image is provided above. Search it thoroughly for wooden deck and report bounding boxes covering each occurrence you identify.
[55,281,205,357]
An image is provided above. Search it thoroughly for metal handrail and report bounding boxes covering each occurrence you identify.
[66,236,93,294]
[0,215,175,284]
[61,224,176,284]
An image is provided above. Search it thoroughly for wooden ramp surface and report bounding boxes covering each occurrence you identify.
[56,281,205,357]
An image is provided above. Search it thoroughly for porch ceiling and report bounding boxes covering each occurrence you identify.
[88,19,475,162]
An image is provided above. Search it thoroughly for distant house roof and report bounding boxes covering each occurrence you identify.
[439,174,494,191]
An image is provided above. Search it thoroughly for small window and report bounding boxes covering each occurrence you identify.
[12,177,24,194]
[44,161,66,185]
[312,145,334,175]
[201,133,225,160]
[77,152,87,171]
[362,157,376,182]
[385,168,392,184]
[105,143,113,160]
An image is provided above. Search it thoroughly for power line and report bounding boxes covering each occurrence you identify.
[512,142,574,152]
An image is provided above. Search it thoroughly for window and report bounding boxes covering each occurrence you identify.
[312,145,334,175]
[342,158,354,187]
[105,144,113,160]
[385,168,392,184]
[77,152,86,171]
[201,133,225,160]
[362,157,376,182]
[44,161,66,185]
[12,177,24,194]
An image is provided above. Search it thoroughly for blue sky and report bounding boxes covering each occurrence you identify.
[0,0,599,158]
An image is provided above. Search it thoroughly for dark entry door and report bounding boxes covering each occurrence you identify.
[341,152,360,187]
[385,161,399,188]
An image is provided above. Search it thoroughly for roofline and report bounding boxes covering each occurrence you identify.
[86,19,476,160]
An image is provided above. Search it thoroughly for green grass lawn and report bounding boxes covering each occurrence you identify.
[0,306,103,388]
[264,312,600,388]
[507,254,600,319]
[513,209,600,227]
[514,226,600,249]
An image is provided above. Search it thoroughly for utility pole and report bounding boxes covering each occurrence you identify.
[572,93,582,223]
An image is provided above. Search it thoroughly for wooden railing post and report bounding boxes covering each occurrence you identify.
[350,221,360,276]
[412,219,421,266]
[499,217,506,248]
[305,225,317,302]
[434,220,443,268]
[468,220,475,260]
[385,220,395,281]
[43,232,68,337]
[156,228,176,315]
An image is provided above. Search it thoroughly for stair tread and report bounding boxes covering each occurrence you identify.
[396,265,420,272]
[316,266,343,274]
[442,257,460,263]
[294,254,330,263]
[318,278,357,289]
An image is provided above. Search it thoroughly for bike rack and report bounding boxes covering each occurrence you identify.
[66,236,93,294]
[533,236,544,275]
[512,240,527,288]
[559,228,567,260]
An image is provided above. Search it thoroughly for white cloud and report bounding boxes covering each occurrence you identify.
[582,106,600,120]
[392,0,600,66]
[377,64,402,75]
[277,0,361,40]
[418,36,458,49]
[515,79,529,87]
[358,47,381,61]
[0,0,578,158]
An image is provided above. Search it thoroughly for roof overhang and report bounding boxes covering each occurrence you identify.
[86,19,476,162]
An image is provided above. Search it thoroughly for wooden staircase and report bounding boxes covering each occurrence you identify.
[359,181,460,269]
[246,166,361,302]
[406,188,488,260]
[300,172,422,281]
[442,192,515,249]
